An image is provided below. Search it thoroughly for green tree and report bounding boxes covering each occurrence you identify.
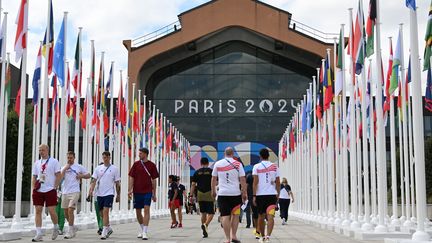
[5,104,34,201]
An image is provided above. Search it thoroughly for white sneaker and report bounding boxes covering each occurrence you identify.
[32,234,43,242]
[258,237,265,243]
[282,218,286,225]
[137,232,142,238]
[142,232,148,240]
[52,227,59,240]
[265,236,271,243]
[100,228,107,240]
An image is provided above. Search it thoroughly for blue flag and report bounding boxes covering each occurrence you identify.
[32,47,42,105]
[406,0,416,10]
[53,18,65,87]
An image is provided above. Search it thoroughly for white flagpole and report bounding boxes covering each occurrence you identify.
[369,78,377,224]
[333,35,342,224]
[11,1,29,228]
[0,12,7,220]
[312,76,318,218]
[41,0,52,146]
[142,95,146,148]
[374,0,388,232]
[408,4,429,240]
[398,107,406,222]
[355,82,362,220]
[398,24,413,228]
[406,85,415,222]
[74,28,82,162]
[108,61,114,154]
[59,12,68,165]
[136,89,141,159]
[326,49,335,223]
[389,87,400,226]
[50,83,56,156]
[99,52,105,155]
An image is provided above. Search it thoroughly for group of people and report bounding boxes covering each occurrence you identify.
[190,147,294,243]
[31,143,293,243]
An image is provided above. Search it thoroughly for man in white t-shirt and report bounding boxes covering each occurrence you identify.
[211,147,247,243]
[88,151,121,240]
[60,151,91,239]
[252,148,280,243]
[31,144,62,242]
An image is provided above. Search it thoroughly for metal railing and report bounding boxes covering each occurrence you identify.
[131,18,338,48]
[289,18,339,43]
[132,20,181,48]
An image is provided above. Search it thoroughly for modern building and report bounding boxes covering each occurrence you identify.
[123,0,336,170]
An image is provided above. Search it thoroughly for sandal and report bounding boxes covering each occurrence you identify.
[231,239,241,243]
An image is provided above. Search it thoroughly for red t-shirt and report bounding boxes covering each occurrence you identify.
[128,160,159,193]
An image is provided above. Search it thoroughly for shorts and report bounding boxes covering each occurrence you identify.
[169,199,180,209]
[133,193,152,209]
[198,201,215,214]
[218,195,242,217]
[32,189,57,207]
[61,192,80,209]
[256,195,277,216]
[97,195,114,210]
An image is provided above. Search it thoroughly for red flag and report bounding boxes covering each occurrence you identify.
[14,0,28,62]
[14,88,22,115]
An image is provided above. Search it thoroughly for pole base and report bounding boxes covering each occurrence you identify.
[375,224,388,233]
[411,231,430,241]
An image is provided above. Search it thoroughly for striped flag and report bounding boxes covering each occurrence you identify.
[390,29,402,95]
[42,0,54,74]
[335,27,344,96]
[383,38,393,115]
[366,0,376,57]
[424,1,432,71]
[32,46,42,105]
[72,32,82,95]
[353,0,365,75]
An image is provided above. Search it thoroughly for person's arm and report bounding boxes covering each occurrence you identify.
[211,176,218,199]
[128,176,134,197]
[240,176,247,202]
[54,172,61,189]
[190,182,197,197]
[290,191,295,203]
[77,168,91,180]
[172,186,178,202]
[252,175,258,206]
[88,177,96,197]
[151,178,157,202]
[275,176,281,200]
[115,181,121,202]
[60,165,69,179]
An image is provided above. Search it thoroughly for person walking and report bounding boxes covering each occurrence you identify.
[88,151,120,240]
[60,151,91,239]
[252,148,280,243]
[177,177,186,228]
[168,175,180,228]
[31,144,62,242]
[279,177,294,225]
[191,157,214,238]
[128,147,159,240]
[211,147,247,243]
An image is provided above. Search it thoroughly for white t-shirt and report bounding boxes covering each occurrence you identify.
[32,157,61,193]
[252,161,280,196]
[92,164,120,197]
[61,163,88,194]
[279,185,290,199]
[212,157,245,196]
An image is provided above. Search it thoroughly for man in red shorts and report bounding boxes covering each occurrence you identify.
[128,148,159,240]
[32,144,62,242]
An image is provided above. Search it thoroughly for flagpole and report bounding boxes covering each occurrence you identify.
[369,78,377,224]
[333,36,342,224]
[0,12,7,221]
[408,4,429,240]
[397,107,406,222]
[312,76,318,219]
[398,24,413,228]
[136,89,141,159]
[374,0,388,232]
[41,0,52,146]
[389,83,400,226]
[59,12,68,165]
[50,79,56,156]
[74,28,82,162]
[11,2,28,229]
[406,82,415,222]
[109,61,114,154]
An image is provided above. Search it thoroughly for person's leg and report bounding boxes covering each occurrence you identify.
[170,205,177,225]
[35,206,43,227]
[257,214,265,237]
[221,215,231,242]
[63,208,69,225]
[230,212,240,241]
[136,208,144,224]
[102,207,110,226]
[245,204,251,227]
[201,212,207,225]
[205,213,214,226]
[67,208,75,226]
[143,206,151,226]
[286,199,291,220]
[178,206,183,225]
[266,214,275,236]
[47,206,59,225]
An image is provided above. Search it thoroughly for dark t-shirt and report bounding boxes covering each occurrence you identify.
[246,171,254,199]
[192,167,213,193]
[178,184,186,201]
[168,182,178,200]
[128,160,159,193]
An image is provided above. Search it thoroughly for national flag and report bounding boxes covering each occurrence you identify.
[42,0,54,74]
[301,102,307,133]
[53,16,65,86]
[423,1,432,71]
[66,67,75,119]
[406,0,416,11]
[383,38,393,115]
[365,0,376,57]
[72,31,82,95]
[0,15,6,60]
[306,88,312,131]
[353,0,366,75]
[316,67,323,120]
[390,29,402,95]
[335,28,344,95]
[32,46,42,105]
[406,56,411,83]
[14,0,28,62]
[426,66,432,111]
[133,98,139,132]
[105,63,113,101]
[323,54,333,110]
[4,56,12,102]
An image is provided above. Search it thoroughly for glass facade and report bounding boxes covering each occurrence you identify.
[149,41,313,142]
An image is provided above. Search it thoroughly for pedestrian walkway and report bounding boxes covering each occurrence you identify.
[15,214,382,242]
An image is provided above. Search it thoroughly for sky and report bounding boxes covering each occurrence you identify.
[1,0,430,98]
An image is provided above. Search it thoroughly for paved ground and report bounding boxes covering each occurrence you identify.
[14,214,381,242]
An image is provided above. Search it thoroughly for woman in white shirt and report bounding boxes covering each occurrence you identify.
[278,178,294,225]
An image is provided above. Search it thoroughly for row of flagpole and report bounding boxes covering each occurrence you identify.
[279,0,430,241]
[0,0,192,228]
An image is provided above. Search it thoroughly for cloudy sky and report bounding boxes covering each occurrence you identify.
[1,0,430,97]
